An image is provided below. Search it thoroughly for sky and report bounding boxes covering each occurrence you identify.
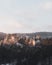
[0,0,52,33]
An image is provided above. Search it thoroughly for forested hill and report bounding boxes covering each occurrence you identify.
[25,32,52,38]
[0,32,52,38]
[0,32,6,40]
[0,32,52,65]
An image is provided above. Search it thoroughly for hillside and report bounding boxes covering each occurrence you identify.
[0,32,52,65]
[25,32,52,39]
[0,32,6,40]
[0,32,52,40]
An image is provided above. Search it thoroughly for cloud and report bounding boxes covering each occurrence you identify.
[11,1,52,22]
[0,0,52,33]
[0,16,23,33]
[12,9,37,20]
[40,2,52,11]
[45,25,52,32]
[0,14,40,33]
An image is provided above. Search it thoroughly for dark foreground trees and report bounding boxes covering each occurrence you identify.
[0,44,52,65]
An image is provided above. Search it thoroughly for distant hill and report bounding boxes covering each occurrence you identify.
[25,32,52,39]
[0,32,52,39]
[0,32,6,40]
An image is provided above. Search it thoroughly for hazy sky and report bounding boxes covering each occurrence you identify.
[0,0,52,33]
